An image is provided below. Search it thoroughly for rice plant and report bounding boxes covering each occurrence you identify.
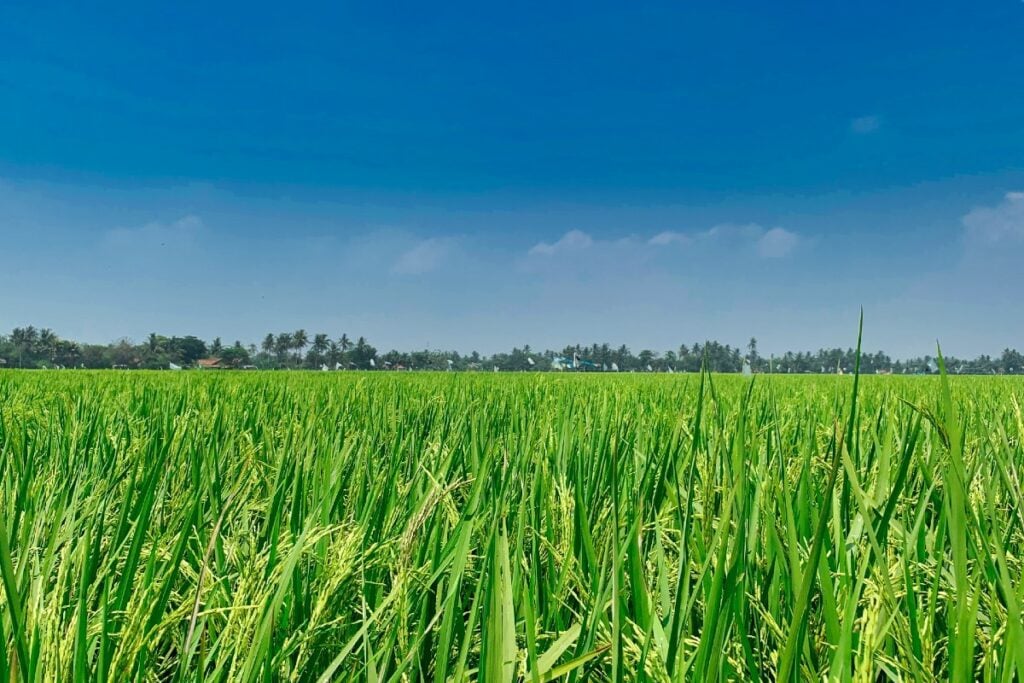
[1,358,1023,680]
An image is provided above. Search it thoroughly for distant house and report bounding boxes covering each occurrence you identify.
[0,358,6,366]
[552,353,599,371]
[196,358,228,369]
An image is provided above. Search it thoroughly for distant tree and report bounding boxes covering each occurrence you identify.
[53,340,81,367]
[109,339,139,368]
[1001,348,1024,374]
[326,340,342,367]
[11,327,39,367]
[274,333,293,365]
[2,323,1021,376]
[218,344,250,368]
[351,336,376,368]
[169,336,208,365]
[309,333,329,368]
[39,328,57,362]
[616,344,631,370]
[747,337,760,370]
[292,329,308,364]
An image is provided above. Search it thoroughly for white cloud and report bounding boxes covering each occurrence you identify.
[701,222,765,241]
[851,115,881,134]
[699,223,799,257]
[648,231,691,246]
[531,223,800,259]
[529,229,594,256]
[756,227,800,258]
[962,192,1024,244]
[391,238,449,275]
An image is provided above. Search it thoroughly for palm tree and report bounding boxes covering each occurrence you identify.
[12,326,38,349]
[353,336,376,368]
[292,329,308,364]
[39,328,58,362]
[262,334,275,355]
[747,337,760,369]
[310,333,329,367]
[275,332,293,366]
[327,340,341,367]
[11,326,39,367]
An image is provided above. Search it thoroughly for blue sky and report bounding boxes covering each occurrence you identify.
[2,1,1024,357]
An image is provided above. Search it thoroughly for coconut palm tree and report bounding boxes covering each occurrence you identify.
[327,340,341,368]
[39,328,58,362]
[353,336,376,368]
[292,329,308,364]
[11,326,39,367]
[310,333,329,367]
[274,332,293,366]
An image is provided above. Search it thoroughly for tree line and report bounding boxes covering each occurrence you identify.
[2,325,1023,374]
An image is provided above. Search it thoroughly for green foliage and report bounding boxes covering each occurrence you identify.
[0,369,1023,680]
[6,325,1024,373]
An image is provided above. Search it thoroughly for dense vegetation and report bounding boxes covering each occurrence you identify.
[2,351,1023,680]
[4,325,1024,374]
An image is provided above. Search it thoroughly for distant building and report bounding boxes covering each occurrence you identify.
[552,354,599,371]
[197,358,228,369]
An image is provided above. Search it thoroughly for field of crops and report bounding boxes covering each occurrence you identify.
[1,365,1023,681]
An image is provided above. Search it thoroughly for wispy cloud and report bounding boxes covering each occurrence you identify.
[850,115,881,134]
[702,222,765,241]
[756,227,800,257]
[391,238,450,275]
[531,223,800,259]
[529,229,594,256]
[962,192,1024,244]
[699,223,800,257]
[648,230,691,246]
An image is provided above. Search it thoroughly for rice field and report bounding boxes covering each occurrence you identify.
[1,361,1023,681]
